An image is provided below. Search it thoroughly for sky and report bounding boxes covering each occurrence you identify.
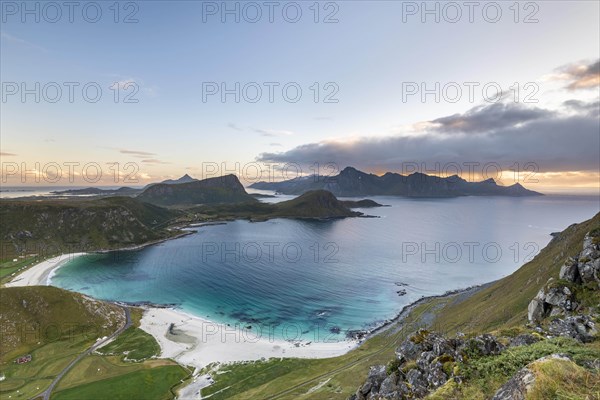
[1,0,599,193]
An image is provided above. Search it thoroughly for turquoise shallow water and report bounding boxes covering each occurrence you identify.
[51,195,599,342]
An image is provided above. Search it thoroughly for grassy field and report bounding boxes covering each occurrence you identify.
[96,308,160,361]
[0,256,40,284]
[52,364,188,400]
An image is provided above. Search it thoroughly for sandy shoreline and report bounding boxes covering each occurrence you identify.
[139,307,358,368]
[5,253,88,287]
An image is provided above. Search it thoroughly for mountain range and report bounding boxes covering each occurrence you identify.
[249,166,543,197]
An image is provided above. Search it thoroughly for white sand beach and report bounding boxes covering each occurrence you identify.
[5,253,87,287]
[140,307,359,369]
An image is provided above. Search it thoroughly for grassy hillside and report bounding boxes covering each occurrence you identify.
[0,286,125,399]
[0,197,180,259]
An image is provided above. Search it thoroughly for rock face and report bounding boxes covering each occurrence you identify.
[491,354,572,400]
[528,230,600,325]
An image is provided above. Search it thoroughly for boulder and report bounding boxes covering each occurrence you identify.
[426,363,448,388]
[559,257,581,283]
[491,363,536,399]
[509,334,539,347]
[416,351,435,370]
[527,298,546,323]
[464,334,504,356]
[378,373,399,398]
[548,315,597,342]
[492,354,571,400]
[578,260,600,286]
[544,285,573,309]
[405,368,428,398]
[395,337,422,362]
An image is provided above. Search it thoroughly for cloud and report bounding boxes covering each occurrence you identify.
[141,159,171,165]
[227,123,243,131]
[546,59,600,90]
[270,143,283,147]
[107,76,157,98]
[0,152,17,157]
[430,103,553,134]
[254,129,294,137]
[563,99,600,117]
[257,100,600,174]
[120,149,155,158]
[109,79,137,91]
[0,31,47,52]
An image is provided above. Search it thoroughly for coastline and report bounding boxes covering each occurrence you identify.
[137,283,491,370]
[2,225,491,371]
[4,248,490,368]
[2,230,194,288]
[4,252,88,287]
[139,306,358,369]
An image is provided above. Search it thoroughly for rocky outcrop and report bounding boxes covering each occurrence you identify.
[528,230,600,325]
[491,354,571,400]
[349,330,505,399]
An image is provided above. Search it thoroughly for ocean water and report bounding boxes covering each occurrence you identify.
[51,195,599,342]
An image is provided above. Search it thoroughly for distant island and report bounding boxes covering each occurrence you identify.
[249,166,543,197]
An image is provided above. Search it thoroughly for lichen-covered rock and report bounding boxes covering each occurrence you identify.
[578,260,599,286]
[426,363,448,388]
[544,285,575,310]
[462,334,505,356]
[395,337,421,362]
[548,315,597,342]
[416,350,435,370]
[378,373,399,398]
[509,334,539,347]
[405,368,428,397]
[491,363,536,400]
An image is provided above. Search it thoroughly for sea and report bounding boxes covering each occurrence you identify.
[50,194,600,342]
